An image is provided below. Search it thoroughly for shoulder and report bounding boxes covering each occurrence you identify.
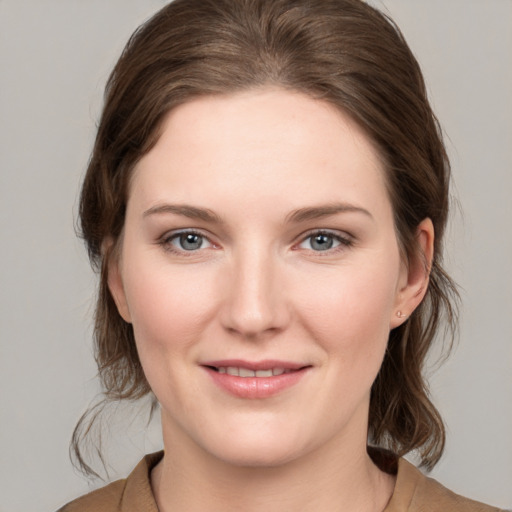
[387,458,504,512]
[57,479,126,512]
[57,452,163,512]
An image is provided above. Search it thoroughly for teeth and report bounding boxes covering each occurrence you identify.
[256,369,273,377]
[216,367,291,377]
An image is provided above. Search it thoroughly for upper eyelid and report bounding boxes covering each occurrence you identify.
[296,228,353,243]
[160,228,211,241]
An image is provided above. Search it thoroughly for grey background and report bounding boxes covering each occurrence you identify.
[0,0,510,510]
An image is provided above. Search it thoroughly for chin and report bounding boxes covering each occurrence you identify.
[197,422,311,469]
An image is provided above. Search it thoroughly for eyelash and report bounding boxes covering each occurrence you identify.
[295,230,354,255]
[158,229,354,256]
[159,229,214,256]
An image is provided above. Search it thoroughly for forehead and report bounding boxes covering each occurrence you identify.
[130,88,390,218]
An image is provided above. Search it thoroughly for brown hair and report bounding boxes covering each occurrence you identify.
[74,0,458,476]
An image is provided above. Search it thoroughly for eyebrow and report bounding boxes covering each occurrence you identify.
[143,202,373,225]
[285,203,374,223]
[143,204,223,224]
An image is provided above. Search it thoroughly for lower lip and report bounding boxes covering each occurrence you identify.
[203,367,309,399]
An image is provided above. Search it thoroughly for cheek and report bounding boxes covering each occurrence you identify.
[121,260,225,414]
[294,260,398,362]
[122,258,218,360]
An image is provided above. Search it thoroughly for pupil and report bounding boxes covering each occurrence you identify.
[180,233,202,250]
[312,234,333,251]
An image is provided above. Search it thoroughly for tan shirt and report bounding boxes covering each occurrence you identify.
[58,451,503,511]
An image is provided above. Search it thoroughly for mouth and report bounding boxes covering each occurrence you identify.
[206,366,299,377]
[201,360,311,399]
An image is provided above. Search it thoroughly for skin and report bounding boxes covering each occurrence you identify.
[108,88,433,512]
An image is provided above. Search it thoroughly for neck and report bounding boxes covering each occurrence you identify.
[151,421,395,512]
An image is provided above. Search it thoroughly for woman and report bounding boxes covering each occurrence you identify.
[59,0,503,510]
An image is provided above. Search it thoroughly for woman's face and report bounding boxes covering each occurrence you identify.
[109,89,427,467]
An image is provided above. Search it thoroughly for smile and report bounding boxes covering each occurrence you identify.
[202,360,311,399]
[212,367,293,377]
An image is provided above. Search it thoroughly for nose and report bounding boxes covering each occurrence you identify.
[220,247,290,339]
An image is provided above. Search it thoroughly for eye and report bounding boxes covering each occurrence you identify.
[163,230,213,252]
[298,231,352,252]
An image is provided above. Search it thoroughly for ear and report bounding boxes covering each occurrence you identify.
[390,218,434,329]
[105,239,132,323]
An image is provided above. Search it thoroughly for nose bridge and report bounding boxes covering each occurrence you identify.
[222,242,287,337]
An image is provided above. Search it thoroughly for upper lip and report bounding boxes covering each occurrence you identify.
[201,359,309,371]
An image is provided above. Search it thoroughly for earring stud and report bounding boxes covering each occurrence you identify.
[396,311,407,318]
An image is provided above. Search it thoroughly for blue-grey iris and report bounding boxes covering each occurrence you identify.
[311,234,333,251]
[180,233,203,250]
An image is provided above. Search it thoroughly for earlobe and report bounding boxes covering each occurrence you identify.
[390,218,434,328]
[105,243,132,323]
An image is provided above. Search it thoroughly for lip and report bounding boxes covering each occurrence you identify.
[201,359,311,399]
